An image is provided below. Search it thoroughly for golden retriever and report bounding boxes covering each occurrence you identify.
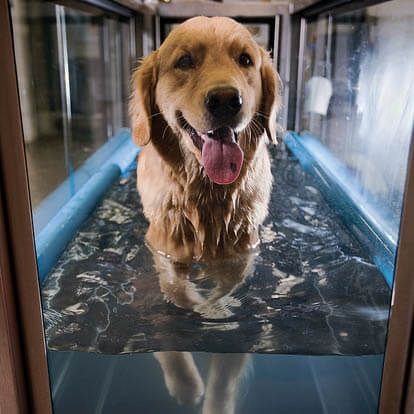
[129,16,280,412]
[129,16,280,263]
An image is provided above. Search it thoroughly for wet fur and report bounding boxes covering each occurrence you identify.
[129,16,280,262]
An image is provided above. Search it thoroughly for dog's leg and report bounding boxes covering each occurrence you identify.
[207,253,254,301]
[153,254,204,310]
[194,253,255,319]
[202,353,249,414]
[154,351,205,406]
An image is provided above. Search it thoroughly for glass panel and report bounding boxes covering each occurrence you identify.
[299,0,414,250]
[47,352,385,413]
[12,1,66,208]
[10,0,132,232]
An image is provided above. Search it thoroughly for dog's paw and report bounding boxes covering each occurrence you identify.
[202,389,237,414]
[155,352,205,406]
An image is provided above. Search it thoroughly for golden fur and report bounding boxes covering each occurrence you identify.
[129,16,280,262]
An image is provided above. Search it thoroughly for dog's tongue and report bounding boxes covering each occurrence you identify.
[201,127,244,185]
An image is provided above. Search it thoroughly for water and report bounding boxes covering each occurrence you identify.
[41,150,390,356]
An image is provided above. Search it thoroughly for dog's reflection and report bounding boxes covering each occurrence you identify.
[152,248,255,318]
[155,352,249,414]
[151,250,255,413]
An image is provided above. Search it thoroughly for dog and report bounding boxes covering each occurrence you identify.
[129,16,280,413]
[129,16,280,263]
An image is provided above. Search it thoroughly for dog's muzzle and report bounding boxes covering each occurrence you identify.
[177,87,246,185]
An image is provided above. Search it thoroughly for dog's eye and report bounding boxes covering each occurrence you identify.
[175,54,194,70]
[239,53,253,67]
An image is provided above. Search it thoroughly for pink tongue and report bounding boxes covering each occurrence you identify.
[201,127,244,185]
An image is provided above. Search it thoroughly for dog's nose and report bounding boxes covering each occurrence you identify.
[205,87,243,120]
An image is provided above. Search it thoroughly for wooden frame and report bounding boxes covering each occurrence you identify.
[0,0,53,412]
[379,128,414,413]
[0,195,29,414]
[1,0,414,412]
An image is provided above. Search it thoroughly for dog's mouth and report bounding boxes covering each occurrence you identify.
[179,115,244,185]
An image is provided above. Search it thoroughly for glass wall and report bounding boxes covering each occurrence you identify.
[10,0,133,230]
[299,0,414,252]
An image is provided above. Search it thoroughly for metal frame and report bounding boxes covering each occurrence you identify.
[55,5,74,183]
[277,13,292,131]
[157,1,289,18]
[290,0,324,13]
[273,15,281,66]
[297,0,392,19]
[286,13,302,130]
[60,0,134,18]
[294,17,306,132]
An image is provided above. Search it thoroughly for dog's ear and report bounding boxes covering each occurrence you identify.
[129,51,158,146]
[260,49,281,144]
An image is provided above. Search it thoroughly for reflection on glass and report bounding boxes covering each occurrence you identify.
[300,0,414,242]
[10,0,132,225]
[47,350,384,413]
[155,352,248,411]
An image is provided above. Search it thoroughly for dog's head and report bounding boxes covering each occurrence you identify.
[130,16,281,185]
